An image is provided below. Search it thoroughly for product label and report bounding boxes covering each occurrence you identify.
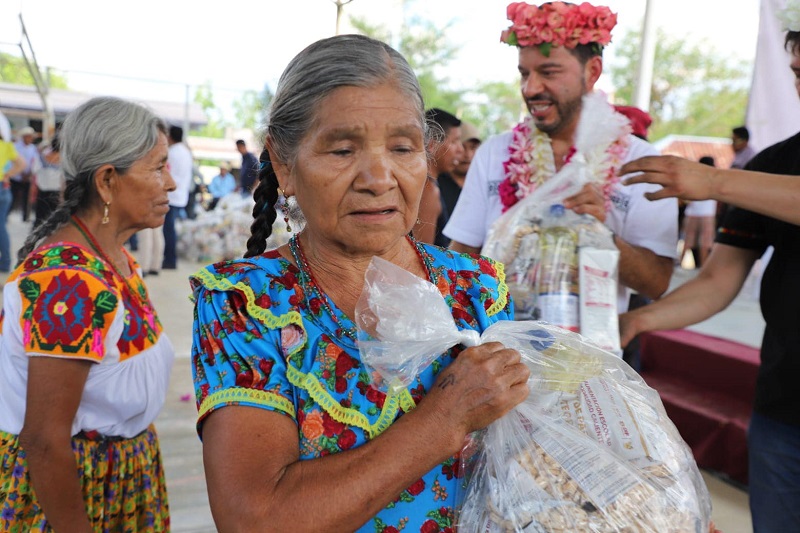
[538,293,579,331]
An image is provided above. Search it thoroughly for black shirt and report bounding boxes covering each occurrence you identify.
[716,130,800,425]
[434,173,463,248]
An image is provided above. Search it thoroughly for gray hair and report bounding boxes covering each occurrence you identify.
[268,33,427,168]
[17,96,167,263]
[245,34,428,257]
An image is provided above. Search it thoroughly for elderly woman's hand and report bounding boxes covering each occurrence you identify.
[620,155,720,202]
[416,342,530,450]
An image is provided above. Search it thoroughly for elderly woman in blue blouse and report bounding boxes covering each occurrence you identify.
[190,34,530,532]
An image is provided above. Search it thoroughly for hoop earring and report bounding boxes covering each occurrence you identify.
[102,202,110,225]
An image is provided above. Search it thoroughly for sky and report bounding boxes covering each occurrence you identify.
[0,0,762,124]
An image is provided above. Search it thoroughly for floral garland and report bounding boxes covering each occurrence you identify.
[500,2,617,57]
[498,114,630,213]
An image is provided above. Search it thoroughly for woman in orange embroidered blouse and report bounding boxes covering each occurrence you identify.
[0,97,176,532]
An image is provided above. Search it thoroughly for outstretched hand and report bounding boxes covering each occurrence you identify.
[620,155,719,202]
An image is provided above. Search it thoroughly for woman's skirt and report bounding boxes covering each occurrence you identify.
[0,424,170,532]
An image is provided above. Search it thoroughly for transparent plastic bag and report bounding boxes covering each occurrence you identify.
[355,257,712,532]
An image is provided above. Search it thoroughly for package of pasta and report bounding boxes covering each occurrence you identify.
[355,257,712,533]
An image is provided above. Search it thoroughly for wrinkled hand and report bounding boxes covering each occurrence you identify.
[620,155,717,202]
[562,182,606,223]
[420,342,530,440]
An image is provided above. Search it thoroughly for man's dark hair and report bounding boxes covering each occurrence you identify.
[169,125,183,143]
[568,43,604,64]
[425,108,461,135]
[786,31,800,56]
[236,139,246,147]
[699,156,716,167]
[732,126,750,141]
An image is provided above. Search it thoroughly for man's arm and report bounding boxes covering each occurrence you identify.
[620,243,760,346]
[614,236,673,300]
[448,240,481,254]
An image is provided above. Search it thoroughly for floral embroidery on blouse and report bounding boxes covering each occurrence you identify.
[8,243,161,362]
[190,244,511,532]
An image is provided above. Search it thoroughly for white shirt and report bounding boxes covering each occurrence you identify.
[443,132,678,312]
[167,142,194,208]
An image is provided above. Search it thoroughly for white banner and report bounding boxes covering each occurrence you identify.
[747,0,800,152]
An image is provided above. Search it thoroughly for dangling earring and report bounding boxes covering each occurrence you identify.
[277,188,291,232]
[102,202,110,225]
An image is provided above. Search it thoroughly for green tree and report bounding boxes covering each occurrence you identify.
[193,81,226,138]
[0,52,69,88]
[233,84,273,132]
[608,29,751,140]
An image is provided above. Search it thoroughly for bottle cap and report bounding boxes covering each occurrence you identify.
[549,204,565,217]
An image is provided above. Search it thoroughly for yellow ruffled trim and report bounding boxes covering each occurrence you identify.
[485,258,509,317]
[199,387,296,420]
[195,265,418,439]
[192,267,306,334]
[286,365,416,439]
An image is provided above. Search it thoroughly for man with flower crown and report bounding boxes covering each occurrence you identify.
[443,1,678,313]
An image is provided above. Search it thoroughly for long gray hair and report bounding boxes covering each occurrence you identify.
[245,34,428,257]
[17,96,167,263]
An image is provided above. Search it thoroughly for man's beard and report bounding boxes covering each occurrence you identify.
[527,91,584,136]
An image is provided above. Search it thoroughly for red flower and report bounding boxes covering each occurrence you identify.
[34,272,93,346]
[24,252,45,271]
[254,293,271,308]
[308,297,323,315]
[420,519,440,533]
[322,412,345,437]
[452,307,473,323]
[365,387,387,409]
[498,177,520,212]
[59,246,88,266]
[338,428,356,450]
[453,291,472,308]
[335,377,347,393]
[407,478,426,496]
[382,527,399,533]
[335,353,356,377]
[477,258,496,276]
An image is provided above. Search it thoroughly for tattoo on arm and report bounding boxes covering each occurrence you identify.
[438,374,456,390]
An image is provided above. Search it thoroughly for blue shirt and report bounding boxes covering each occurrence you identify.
[190,241,511,531]
[208,173,236,199]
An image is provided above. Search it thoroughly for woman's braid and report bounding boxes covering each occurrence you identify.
[244,149,280,258]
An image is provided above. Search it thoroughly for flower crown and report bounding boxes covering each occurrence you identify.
[778,0,800,32]
[500,1,617,57]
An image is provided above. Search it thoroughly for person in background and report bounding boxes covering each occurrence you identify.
[136,223,165,278]
[718,125,758,228]
[0,96,175,531]
[207,162,237,210]
[619,11,800,529]
[32,134,64,230]
[0,131,26,272]
[190,34,529,532]
[235,139,259,196]
[415,107,463,246]
[679,156,717,268]
[439,120,481,246]
[731,125,757,170]
[9,126,39,223]
[443,1,677,314]
[163,125,193,269]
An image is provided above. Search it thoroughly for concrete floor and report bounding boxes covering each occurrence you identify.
[2,211,754,532]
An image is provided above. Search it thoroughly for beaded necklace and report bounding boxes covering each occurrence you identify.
[288,233,435,342]
[70,215,153,312]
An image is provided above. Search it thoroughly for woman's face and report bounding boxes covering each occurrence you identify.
[115,131,175,230]
[279,82,428,255]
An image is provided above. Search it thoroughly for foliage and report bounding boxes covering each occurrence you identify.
[233,84,273,132]
[0,52,69,88]
[193,81,226,138]
[608,28,752,140]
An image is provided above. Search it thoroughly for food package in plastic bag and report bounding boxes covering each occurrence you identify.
[481,92,627,341]
[355,256,712,532]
